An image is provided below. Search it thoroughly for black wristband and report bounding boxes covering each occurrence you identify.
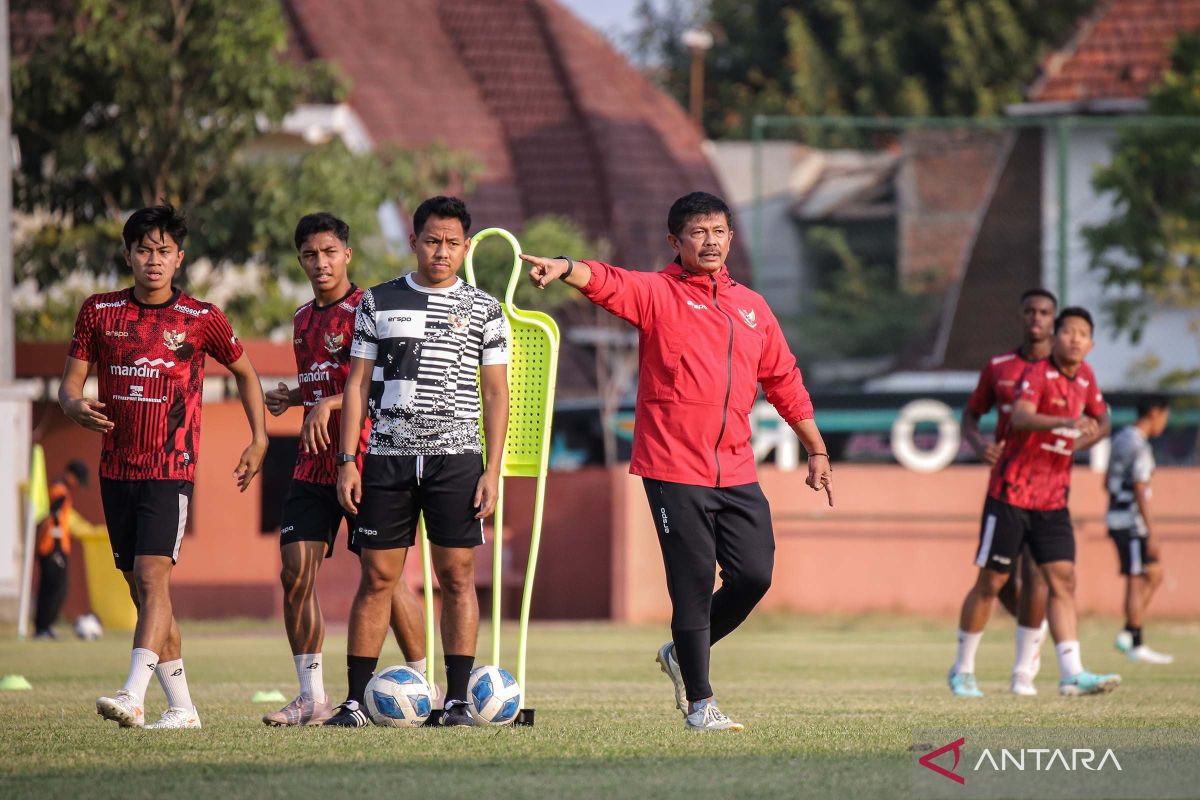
[555,255,574,280]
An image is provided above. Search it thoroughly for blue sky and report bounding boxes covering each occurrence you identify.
[559,0,642,51]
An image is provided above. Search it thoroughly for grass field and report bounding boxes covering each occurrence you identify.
[1,614,1197,799]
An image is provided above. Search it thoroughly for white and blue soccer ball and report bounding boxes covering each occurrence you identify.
[364,665,433,728]
[73,613,103,641]
[467,665,523,726]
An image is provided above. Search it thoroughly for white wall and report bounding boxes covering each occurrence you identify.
[1042,126,1200,390]
[0,387,34,621]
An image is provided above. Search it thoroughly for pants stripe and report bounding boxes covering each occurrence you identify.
[975,514,997,568]
[173,492,189,561]
[1130,538,1143,576]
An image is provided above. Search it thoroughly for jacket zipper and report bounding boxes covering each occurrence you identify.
[710,275,733,488]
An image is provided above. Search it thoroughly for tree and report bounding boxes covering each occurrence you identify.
[1083,33,1200,386]
[630,0,1095,137]
[790,227,936,369]
[11,0,479,338]
[468,215,601,313]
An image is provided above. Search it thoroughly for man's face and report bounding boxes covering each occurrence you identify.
[1052,315,1094,366]
[668,212,732,275]
[1021,295,1056,344]
[125,230,183,293]
[1149,406,1171,437]
[298,231,352,294]
[410,215,469,287]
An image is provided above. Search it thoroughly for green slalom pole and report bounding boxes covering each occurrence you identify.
[463,228,560,713]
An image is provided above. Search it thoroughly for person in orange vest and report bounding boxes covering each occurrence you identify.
[35,460,90,640]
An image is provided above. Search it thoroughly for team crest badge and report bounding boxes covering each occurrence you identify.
[738,308,757,329]
[324,332,344,354]
[447,313,469,333]
[163,329,187,351]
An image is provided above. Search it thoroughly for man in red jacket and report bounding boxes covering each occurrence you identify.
[523,192,833,732]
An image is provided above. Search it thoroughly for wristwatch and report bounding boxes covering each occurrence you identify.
[555,254,574,280]
[336,452,357,465]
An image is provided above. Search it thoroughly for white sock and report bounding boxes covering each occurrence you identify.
[1056,640,1084,679]
[295,653,325,702]
[156,659,193,709]
[406,658,427,677]
[120,648,159,702]
[1040,618,1050,637]
[954,630,984,674]
[1012,625,1044,676]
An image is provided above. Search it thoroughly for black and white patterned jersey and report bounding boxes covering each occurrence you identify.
[350,273,508,455]
[1105,425,1154,534]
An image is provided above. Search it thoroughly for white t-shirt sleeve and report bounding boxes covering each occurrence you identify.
[480,299,509,366]
[350,288,379,360]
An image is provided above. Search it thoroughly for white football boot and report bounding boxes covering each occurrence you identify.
[655,642,688,716]
[147,706,202,729]
[1128,645,1174,664]
[684,700,744,732]
[96,690,145,728]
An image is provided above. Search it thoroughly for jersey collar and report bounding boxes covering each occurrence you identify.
[404,272,462,295]
[661,261,734,287]
[313,283,357,310]
[128,287,181,310]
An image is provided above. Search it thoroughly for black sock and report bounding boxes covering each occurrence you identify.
[1126,625,1143,648]
[444,654,475,703]
[346,655,378,705]
[671,627,713,703]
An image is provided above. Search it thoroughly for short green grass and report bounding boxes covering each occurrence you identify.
[1,615,1196,799]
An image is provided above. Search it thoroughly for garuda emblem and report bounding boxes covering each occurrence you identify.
[163,330,187,351]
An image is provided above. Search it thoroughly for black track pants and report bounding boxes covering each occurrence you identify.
[643,478,775,701]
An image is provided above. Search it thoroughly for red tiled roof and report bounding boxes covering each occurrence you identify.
[283,0,747,279]
[1029,0,1200,102]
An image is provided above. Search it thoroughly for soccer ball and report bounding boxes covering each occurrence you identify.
[73,613,103,641]
[364,665,433,728]
[467,665,522,726]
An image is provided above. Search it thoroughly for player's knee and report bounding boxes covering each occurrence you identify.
[358,563,397,596]
[279,559,315,592]
[975,570,1006,598]
[731,561,772,600]
[437,566,475,598]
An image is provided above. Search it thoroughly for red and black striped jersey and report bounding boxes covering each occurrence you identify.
[965,348,1041,445]
[291,286,369,485]
[988,358,1107,511]
[69,288,244,482]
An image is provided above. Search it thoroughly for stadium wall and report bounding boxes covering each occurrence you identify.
[33,399,1200,624]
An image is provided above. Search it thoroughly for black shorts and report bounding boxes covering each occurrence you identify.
[973,495,1074,572]
[280,480,359,557]
[1109,529,1157,576]
[99,478,194,572]
[354,453,485,550]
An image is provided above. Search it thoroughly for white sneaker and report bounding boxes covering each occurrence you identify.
[96,690,144,728]
[1115,630,1133,654]
[685,700,744,732]
[147,706,202,729]
[655,642,688,716]
[1129,645,1174,664]
[1010,671,1037,696]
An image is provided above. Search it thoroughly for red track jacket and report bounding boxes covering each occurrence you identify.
[580,260,815,487]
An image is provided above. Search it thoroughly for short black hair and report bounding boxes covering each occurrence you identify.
[1020,288,1058,307]
[412,196,471,237]
[123,204,187,251]
[667,191,732,237]
[1136,394,1171,419]
[65,459,89,488]
[1054,306,1094,334]
[294,212,350,251]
